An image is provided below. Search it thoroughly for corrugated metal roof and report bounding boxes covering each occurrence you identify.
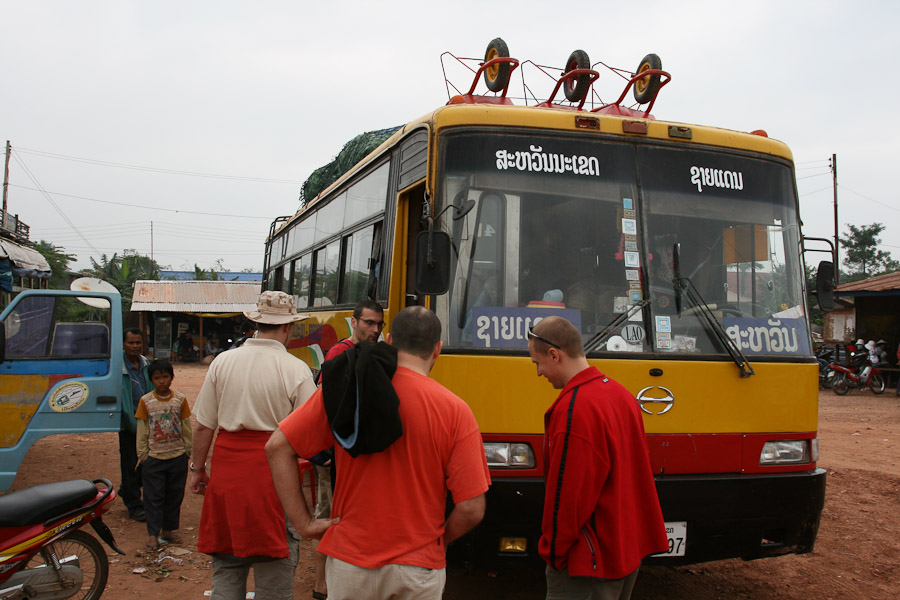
[835,271,900,294]
[130,280,261,312]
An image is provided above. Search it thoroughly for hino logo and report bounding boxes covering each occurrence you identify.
[636,386,674,415]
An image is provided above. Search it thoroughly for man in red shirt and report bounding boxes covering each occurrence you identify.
[321,299,385,364]
[267,306,490,599]
[528,316,667,600]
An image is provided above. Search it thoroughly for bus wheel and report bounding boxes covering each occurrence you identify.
[484,38,511,92]
[831,372,850,395]
[633,53,662,104]
[563,49,592,102]
[870,373,886,394]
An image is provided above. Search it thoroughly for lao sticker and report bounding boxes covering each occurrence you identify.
[623,209,636,219]
[625,241,638,252]
[630,290,643,303]
[656,333,672,348]
[625,269,640,281]
[625,234,637,243]
[655,316,671,333]
[622,324,644,344]
[624,251,640,268]
[629,281,642,290]
[622,218,637,235]
[49,381,89,413]
[623,197,633,210]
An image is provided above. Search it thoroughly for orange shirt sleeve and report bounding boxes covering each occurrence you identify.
[279,388,334,459]
[180,394,192,419]
[134,396,149,421]
[445,403,491,504]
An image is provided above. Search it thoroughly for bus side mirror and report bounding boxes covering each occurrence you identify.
[816,260,835,312]
[415,231,451,295]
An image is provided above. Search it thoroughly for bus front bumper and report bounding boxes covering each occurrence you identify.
[448,468,826,568]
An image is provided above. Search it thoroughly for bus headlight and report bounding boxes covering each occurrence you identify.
[759,440,810,465]
[484,443,535,468]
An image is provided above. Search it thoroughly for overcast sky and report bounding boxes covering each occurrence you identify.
[1,1,897,273]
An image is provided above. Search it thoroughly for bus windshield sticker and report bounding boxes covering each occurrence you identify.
[656,333,672,349]
[494,147,600,176]
[621,324,644,344]
[689,166,745,193]
[472,307,582,349]
[624,252,640,267]
[629,290,643,303]
[622,218,637,235]
[625,269,640,281]
[655,316,672,333]
[623,197,633,210]
[625,240,638,252]
[723,318,810,355]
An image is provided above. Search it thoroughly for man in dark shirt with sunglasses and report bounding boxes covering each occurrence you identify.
[527,316,667,600]
[311,298,384,599]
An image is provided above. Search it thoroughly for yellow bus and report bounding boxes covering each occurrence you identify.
[263,40,828,567]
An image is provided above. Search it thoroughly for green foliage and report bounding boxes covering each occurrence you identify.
[30,240,76,289]
[840,223,900,282]
[85,250,160,307]
[805,264,824,327]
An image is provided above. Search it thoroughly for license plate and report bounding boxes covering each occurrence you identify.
[653,521,687,557]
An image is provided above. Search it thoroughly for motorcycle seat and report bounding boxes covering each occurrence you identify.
[0,479,97,527]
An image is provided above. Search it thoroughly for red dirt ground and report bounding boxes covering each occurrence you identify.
[8,363,899,599]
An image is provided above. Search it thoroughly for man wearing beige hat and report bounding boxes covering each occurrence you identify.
[190,291,317,600]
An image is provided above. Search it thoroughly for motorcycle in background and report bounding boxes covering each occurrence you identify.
[0,478,124,600]
[816,345,836,389]
[829,352,886,395]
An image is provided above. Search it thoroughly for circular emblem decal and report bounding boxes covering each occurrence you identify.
[49,382,89,413]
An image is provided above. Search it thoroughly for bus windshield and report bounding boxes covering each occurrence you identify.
[438,132,809,357]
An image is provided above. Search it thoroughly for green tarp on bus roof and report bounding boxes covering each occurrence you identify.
[299,126,401,207]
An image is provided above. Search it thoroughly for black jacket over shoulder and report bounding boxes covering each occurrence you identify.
[320,340,402,457]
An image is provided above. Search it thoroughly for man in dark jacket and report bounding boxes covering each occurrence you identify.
[121,328,151,521]
[527,316,667,600]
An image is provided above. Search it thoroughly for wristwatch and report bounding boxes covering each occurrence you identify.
[189,462,206,473]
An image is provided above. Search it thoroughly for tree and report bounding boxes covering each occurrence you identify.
[85,251,160,307]
[30,240,76,289]
[840,223,900,282]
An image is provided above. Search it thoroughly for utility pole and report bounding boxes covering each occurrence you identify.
[2,141,10,231]
[831,153,839,285]
[150,221,154,263]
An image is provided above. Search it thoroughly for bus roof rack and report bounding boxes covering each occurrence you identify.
[442,39,671,117]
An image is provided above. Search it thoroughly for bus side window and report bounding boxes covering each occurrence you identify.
[4,295,55,357]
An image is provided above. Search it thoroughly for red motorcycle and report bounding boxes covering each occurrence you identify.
[828,353,886,395]
[0,478,124,600]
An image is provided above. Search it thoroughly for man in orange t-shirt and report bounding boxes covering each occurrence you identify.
[266,306,490,599]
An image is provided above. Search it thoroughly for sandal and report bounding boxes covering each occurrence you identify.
[312,593,327,600]
[159,534,183,545]
[145,543,160,551]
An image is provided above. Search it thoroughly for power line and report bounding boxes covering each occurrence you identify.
[838,184,900,213]
[9,184,275,219]
[13,147,304,185]
[11,153,102,258]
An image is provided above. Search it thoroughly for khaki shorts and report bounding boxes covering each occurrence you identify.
[325,556,445,600]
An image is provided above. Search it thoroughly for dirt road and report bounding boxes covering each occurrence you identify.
[9,364,899,598]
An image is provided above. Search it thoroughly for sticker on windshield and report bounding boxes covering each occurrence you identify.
[623,197,633,210]
[656,333,671,349]
[622,324,644,344]
[622,218,637,235]
[623,209,636,219]
[624,252,640,268]
[625,269,639,281]
[655,316,671,333]
[629,290,643,303]
[625,241,638,252]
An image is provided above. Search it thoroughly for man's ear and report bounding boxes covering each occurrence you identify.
[385,332,393,346]
[432,340,443,361]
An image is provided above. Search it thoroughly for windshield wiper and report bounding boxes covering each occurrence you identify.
[583,300,650,354]
[672,243,754,378]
